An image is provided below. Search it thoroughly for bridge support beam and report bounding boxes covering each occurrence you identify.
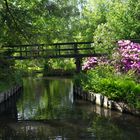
[75,58,82,73]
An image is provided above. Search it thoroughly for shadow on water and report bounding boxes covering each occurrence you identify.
[0,77,139,140]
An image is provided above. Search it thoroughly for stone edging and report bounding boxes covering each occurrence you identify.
[0,85,23,104]
[74,86,140,117]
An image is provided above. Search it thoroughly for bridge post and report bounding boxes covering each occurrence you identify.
[74,43,82,73]
[75,58,82,73]
[20,46,22,58]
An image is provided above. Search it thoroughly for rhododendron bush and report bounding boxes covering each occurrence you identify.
[82,57,98,70]
[80,40,140,108]
[117,40,140,73]
[82,57,109,70]
[82,40,140,74]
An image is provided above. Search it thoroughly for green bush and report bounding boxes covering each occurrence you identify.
[0,57,22,92]
[76,65,140,108]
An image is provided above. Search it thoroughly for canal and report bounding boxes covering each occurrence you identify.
[0,77,140,140]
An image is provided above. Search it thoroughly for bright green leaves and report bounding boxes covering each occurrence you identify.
[78,65,140,108]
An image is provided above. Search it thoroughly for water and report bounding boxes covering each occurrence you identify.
[0,77,140,140]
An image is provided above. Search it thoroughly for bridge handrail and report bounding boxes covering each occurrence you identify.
[2,42,94,48]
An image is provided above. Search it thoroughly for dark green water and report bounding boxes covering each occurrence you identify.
[0,77,140,140]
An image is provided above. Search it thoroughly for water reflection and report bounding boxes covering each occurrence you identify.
[17,78,74,120]
[0,77,139,140]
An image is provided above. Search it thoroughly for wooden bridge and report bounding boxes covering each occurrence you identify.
[2,42,106,72]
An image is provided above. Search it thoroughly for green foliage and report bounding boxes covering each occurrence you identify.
[48,59,75,70]
[1,0,140,75]
[0,0,140,99]
[43,59,75,76]
[93,23,116,54]
[0,66,22,92]
[42,58,75,76]
[1,0,140,48]
[88,116,125,140]
[77,65,140,108]
[74,71,88,86]
[0,54,22,92]
[15,59,44,76]
[93,0,140,54]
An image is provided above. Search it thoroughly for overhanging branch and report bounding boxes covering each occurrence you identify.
[4,0,30,43]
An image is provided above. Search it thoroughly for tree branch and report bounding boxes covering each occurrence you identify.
[4,0,30,44]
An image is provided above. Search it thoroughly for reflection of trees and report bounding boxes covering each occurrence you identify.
[1,78,140,140]
[88,115,140,140]
[16,78,74,120]
[34,78,74,120]
[17,78,45,119]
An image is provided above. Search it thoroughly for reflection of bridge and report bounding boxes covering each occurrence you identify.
[2,42,107,72]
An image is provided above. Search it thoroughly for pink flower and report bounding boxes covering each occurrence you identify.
[116,40,140,72]
[118,40,131,47]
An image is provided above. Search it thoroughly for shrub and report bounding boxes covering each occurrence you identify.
[78,65,140,108]
[79,40,140,108]
[116,40,140,73]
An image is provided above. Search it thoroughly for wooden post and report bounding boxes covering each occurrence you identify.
[37,45,39,57]
[8,47,11,56]
[75,58,82,73]
[25,46,27,57]
[74,44,78,55]
[74,43,82,73]
[20,46,22,58]
[58,45,60,55]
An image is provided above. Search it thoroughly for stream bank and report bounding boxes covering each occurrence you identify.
[0,85,23,104]
[73,86,140,117]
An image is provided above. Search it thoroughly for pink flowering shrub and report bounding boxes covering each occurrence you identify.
[82,57,98,70]
[117,40,140,73]
[82,57,109,71]
[80,40,140,108]
[82,40,140,74]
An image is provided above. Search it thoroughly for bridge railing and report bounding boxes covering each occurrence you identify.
[2,42,107,59]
